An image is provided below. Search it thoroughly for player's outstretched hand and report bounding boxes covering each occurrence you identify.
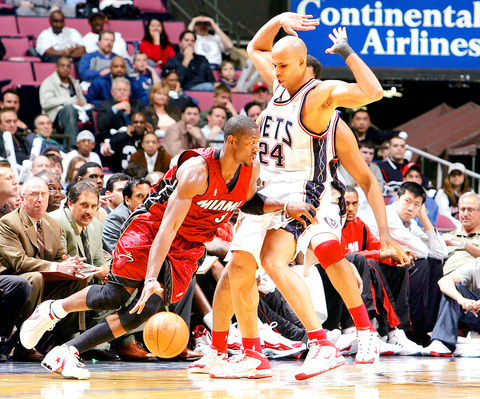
[279,12,319,37]
[285,201,317,228]
[325,27,350,54]
[129,279,164,315]
[380,232,412,267]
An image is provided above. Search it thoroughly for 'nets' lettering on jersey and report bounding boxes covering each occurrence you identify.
[260,115,293,148]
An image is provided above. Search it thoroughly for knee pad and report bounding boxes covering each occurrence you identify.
[119,293,163,331]
[86,283,131,311]
[313,240,344,269]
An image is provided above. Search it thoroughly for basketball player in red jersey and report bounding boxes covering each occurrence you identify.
[190,13,409,380]
[20,115,316,380]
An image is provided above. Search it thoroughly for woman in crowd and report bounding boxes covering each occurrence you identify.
[435,162,474,224]
[139,18,176,67]
[64,156,86,188]
[142,82,181,137]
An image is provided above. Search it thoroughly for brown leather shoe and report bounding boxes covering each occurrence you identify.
[13,346,44,362]
[178,348,203,360]
[116,341,156,362]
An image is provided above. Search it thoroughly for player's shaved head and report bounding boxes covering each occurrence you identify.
[224,115,258,139]
[273,36,307,60]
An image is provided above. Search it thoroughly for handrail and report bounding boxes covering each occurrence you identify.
[407,144,480,192]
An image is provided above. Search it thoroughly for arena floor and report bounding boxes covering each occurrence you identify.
[1,355,478,398]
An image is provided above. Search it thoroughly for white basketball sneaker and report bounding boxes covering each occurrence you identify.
[42,345,90,380]
[355,329,380,365]
[20,300,60,350]
[209,349,272,379]
[387,329,423,356]
[295,339,345,381]
[188,348,228,374]
[192,325,212,355]
[259,323,306,359]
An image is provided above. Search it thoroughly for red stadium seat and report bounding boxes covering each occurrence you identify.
[2,37,40,61]
[185,91,215,112]
[436,214,457,232]
[104,20,144,42]
[0,60,37,88]
[134,0,167,13]
[231,93,254,112]
[17,16,50,39]
[163,21,185,45]
[66,18,91,36]
[0,15,20,36]
[33,61,77,82]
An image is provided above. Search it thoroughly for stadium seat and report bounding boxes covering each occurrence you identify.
[163,21,185,44]
[231,92,254,112]
[0,60,36,87]
[66,18,91,36]
[33,61,77,81]
[133,0,167,13]
[436,214,457,232]
[0,15,20,36]
[2,37,41,61]
[105,20,144,42]
[185,91,215,111]
[17,16,50,39]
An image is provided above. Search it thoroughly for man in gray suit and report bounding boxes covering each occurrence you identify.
[0,177,86,360]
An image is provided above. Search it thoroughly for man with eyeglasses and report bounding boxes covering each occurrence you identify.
[0,177,87,361]
[442,193,480,275]
[39,56,89,149]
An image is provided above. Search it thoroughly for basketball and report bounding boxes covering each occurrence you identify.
[143,312,189,358]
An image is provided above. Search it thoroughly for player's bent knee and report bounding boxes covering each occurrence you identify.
[86,283,131,311]
[119,293,163,331]
[313,240,344,269]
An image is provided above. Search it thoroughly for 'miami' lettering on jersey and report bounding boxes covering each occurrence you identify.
[196,199,242,212]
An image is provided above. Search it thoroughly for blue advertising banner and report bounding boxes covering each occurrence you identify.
[290,1,480,69]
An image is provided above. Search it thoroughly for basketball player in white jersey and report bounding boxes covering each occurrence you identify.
[189,13,409,380]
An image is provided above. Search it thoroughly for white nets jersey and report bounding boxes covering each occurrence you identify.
[257,78,346,212]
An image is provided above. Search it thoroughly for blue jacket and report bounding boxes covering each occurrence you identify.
[78,51,118,82]
[86,74,149,106]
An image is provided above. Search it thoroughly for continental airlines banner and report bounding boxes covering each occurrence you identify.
[290,1,480,69]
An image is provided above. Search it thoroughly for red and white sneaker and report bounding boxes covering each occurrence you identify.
[188,348,228,374]
[295,339,345,380]
[42,345,90,379]
[209,349,272,379]
[20,300,59,350]
[355,329,380,365]
[192,325,212,355]
[259,322,306,359]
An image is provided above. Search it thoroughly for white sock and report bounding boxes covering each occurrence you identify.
[50,300,67,319]
[203,312,213,331]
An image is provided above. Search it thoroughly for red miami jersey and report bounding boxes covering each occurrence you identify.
[140,147,252,243]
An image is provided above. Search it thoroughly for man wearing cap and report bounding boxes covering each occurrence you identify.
[39,56,89,149]
[239,81,270,116]
[164,30,215,91]
[389,162,439,227]
[61,131,102,184]
[442,192,480,275]
[83,12,129,60]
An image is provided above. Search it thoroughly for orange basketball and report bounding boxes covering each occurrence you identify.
[143,312,189,358]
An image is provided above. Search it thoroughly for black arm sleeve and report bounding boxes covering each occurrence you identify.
[241,192,267,215]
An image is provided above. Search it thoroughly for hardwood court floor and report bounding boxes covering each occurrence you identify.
[1,356,479,399]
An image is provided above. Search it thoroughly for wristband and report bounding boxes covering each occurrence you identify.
[145,277,157,284]
[334,38,354,60]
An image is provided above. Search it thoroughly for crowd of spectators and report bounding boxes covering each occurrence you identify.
[0,5,479,367]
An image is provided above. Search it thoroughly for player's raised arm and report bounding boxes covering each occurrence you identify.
[247,12,318,86]
[325,27,384,108]
[130,158,208,314]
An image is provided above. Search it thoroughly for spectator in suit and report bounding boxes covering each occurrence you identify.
[102,177,151,254]
[37,171,65,213]
[83,11,129,60]
[129,132,172,174]
[86,56,148,106]
[0,177,87,360]
[36,11,85,62]
[164,30,215,91]
[0,108,31,166]
[39,56,88,149]
[95,78,143,140]
[162,104,206,156]
[103,173,129,214]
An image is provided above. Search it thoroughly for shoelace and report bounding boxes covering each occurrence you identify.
[357,332,375,354]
